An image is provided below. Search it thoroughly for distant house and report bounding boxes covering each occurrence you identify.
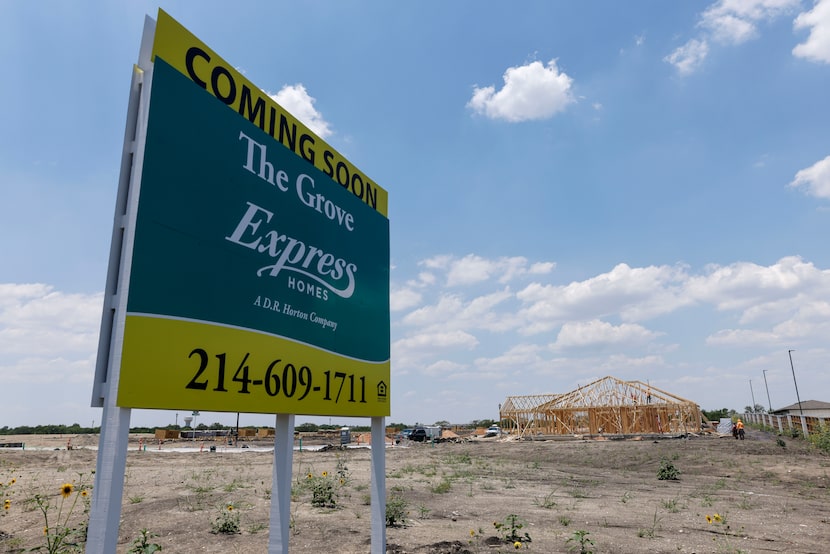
[770,400,830,419]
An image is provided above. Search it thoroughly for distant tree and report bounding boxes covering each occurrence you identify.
[434,420,450,427]
[702,408,730,421]
[388,422,410,430]
[296,423,319,433]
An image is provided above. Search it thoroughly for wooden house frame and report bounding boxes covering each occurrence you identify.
[500,376,701,437]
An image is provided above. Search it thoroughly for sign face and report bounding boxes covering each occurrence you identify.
[151,9,388,217]
[116,24,390,416]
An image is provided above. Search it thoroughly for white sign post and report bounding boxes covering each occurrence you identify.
[87,15,156,554]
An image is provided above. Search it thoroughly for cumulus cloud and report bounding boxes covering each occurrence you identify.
[789,155,830,199]
[516,263,691,334]
[793,0,830,63]
[467,59,575,122]
[401,290,514,333]
[664,39,711,75]
[390,286,422,312]
[390,253,830,405]
[419,254,554,287]
[269,84,332,138]
[552,320,662,350]
[0,284,102,426]
[0,284,102,359]
[686,256,830,314]
[666,0,800,74]
[701,0,799,44]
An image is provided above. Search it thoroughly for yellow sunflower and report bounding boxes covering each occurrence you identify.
[713,513,722,523]
[705,514,713,524]
[227,504,234,511]
[60,483,74,498]
[81,490,89,498]
[307,473,313,480]
[321,471,328,477]
[513,541,522,549]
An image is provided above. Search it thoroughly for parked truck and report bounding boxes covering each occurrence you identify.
[409,425,442,442]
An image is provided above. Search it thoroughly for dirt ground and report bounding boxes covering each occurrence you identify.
[1,429,829,553]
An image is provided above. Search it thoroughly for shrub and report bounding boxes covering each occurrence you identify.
[493,514,532,545]
[807,424,830,453]
[306,471,337,508]
[210,504,240,534]
[385,494,408,527]
[128,528,163,553]
[657,458,680,480]
[566,529,595,554]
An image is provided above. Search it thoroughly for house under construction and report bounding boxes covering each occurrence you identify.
[499,376,701,437]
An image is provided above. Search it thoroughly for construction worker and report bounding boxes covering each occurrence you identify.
[736,418,745,440]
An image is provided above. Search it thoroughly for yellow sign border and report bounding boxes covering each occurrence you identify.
[118,315,390,417]
[151,9,388,217]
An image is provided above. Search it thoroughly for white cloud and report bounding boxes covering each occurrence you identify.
[467,59,575,122]
[686,256,830,314]
[0,284,102,359]
[472,343,547,375]
[552,320,662,350]
[793,0,830,63]
[665,39,710,75]
[701,0,799,44]
[421,359,467,377]
[401,289,514,333]
[706,328,778,345]
[269,84,333,138]
[789,154,830,199]
[667,0,800,74]
[420,254,553,287]
[0,284,102,424]
[390,286,422,312]
[529,262,556,275]
[516,263,691,334]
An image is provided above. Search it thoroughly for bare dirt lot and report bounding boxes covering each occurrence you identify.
[1,429,829,553]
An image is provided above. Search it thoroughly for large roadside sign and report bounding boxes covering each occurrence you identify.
[114,11,390,417]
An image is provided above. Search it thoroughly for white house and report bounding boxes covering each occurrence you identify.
[770,400,830,419]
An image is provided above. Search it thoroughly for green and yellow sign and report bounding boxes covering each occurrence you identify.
[116,13,390,417]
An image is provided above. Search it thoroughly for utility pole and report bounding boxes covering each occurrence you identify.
[788,350,804,417]
[762,370,772,413]
[749,379,757,412]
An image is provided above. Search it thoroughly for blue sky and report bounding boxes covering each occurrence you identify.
[2,1,830,429]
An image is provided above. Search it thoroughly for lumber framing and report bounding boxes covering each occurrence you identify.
[499,376,700,437]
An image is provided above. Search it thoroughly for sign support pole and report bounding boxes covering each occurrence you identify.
[269,413,295,553]
[87,404,131,553]
[87,15,155,554]
[370,416,386,553]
